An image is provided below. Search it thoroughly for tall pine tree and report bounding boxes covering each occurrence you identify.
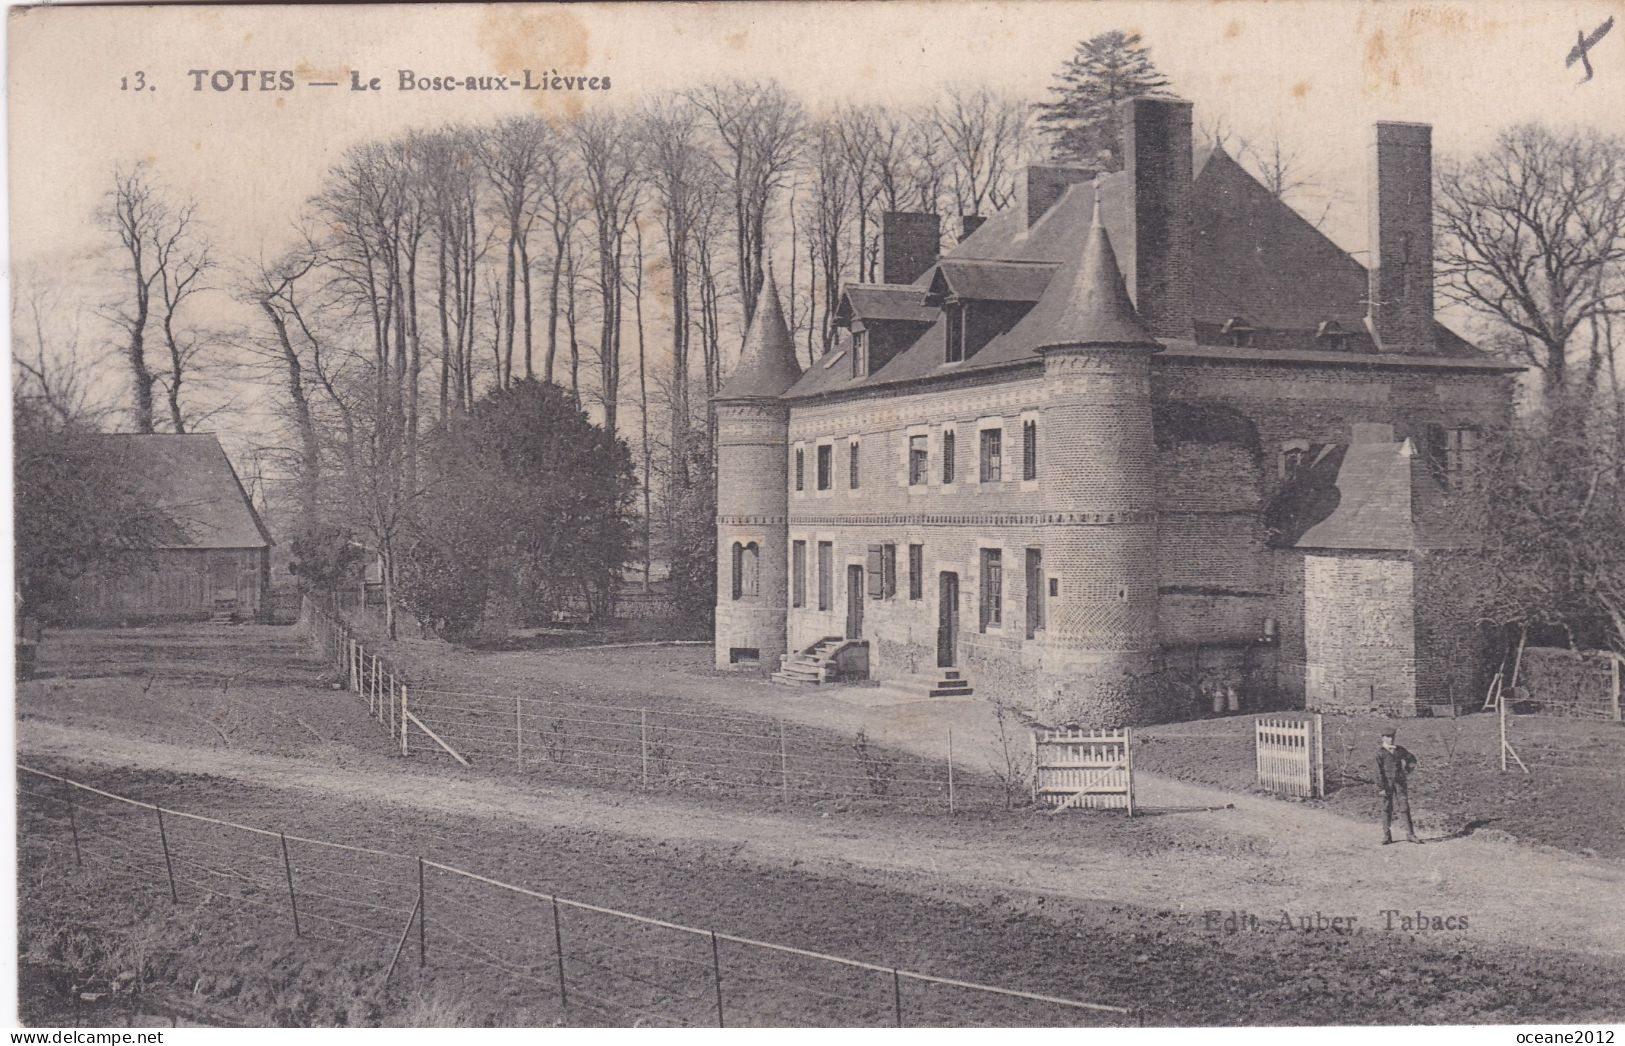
[1037,31,1171,169]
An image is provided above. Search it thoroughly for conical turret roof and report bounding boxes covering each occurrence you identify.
[1035,188,1159,351]
[716,264,803,399]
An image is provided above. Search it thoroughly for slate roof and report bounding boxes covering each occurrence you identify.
[88,433,273,550]
[716,265,803,399]
[930,259,1057,303]
[784,145,1515,401]
[1028,194,1158,350]
[837,284,935,325]
[1264,441,1418,551]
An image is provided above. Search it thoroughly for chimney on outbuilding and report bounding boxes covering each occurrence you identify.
[879,211,941,285]
[1121,95,1195,342]
[1366,121,1435,355]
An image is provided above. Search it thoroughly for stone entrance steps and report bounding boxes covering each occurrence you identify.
[770,636,845,687]
[868,668,976,702]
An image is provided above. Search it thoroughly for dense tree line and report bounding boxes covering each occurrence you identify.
[20,33,1625,657]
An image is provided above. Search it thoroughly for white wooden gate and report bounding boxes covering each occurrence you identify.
[1255,715,1324,798]
[1032,728,1134,816]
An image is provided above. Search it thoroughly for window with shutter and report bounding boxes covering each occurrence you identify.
[908,544,923,600]
[980,549,1002,631]
[882,543,897,599]
[792,541,806,608]
[866,544,885,599]
[942,430,956,484]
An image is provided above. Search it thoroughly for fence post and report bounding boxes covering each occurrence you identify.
[709,930,725,1028]
[1030,730,1039,804]
[62,781,82,868]
[155,807,179,904]
[1500,675,1508,772]
[892,968,903,1027]
[417,857,426,967]
[947,727,956,816]
[641,709,650,787]
[516,695,524,767]
[1313,713,1325,799]
[279,833,301,937]
[401,685,409,756]
[1124,727,1135,818]
[778,719,789,802]
[1612,655,1621,722]
[551,896,568,1008]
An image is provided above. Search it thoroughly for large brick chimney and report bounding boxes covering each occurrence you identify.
[1019,165,1096,229]
[1366,121,1435,355]
[879,212,941,285]
[1121,95,1195,342]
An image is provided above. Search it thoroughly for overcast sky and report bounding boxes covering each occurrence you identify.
[9,0,1625,457]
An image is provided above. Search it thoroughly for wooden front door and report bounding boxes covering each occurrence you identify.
[938,572,959,667]
[846,565,865,639]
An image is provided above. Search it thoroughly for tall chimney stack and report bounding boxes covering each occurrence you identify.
[879,212,941,285]
[1121,95,1195,341]
[1366,122,1435,355]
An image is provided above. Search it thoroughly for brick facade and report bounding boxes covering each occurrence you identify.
[714,106,1518,726]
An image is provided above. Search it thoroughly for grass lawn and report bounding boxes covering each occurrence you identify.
[1137,711,1625,857]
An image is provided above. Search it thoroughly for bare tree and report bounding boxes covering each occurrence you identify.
[836,106,881,283]
[243,246,324,534]
[12,276,106,427]
[102,166,166,432]
[1437,124,1625,403]
[575,110,644,435]
[151,201,214,432]
[804,118,855,356]
[481,116,551,387]
[691,80,805,328]
[933,86,1027,218]
[642,96,712,488]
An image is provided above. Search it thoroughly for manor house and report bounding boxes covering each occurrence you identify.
[713,96,1515,725]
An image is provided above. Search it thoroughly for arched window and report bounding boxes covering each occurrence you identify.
[732,542,761,600]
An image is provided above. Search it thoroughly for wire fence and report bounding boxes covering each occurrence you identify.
[302,601,1011,812]
[17,764,1138,1028]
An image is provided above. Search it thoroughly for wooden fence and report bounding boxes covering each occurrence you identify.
[1031,729,1134,816]
[301,601,998,813]
[1255,715,1324,799]
[18,764,1138,1027]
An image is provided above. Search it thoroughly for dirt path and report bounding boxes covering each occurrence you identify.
[21,716,1625,962]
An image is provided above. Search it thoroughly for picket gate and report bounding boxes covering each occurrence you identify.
[1031,728,1134,815]
[1255,714,1324,798]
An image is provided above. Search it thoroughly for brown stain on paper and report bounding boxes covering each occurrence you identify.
[1362,6,1501,96]
[477,7,592,122]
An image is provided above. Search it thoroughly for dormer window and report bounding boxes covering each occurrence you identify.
[1280,439,1312,480]
[945,302,966,363]
[1222,316,1257,348]
[1315,320,1349,351]
[851,329,869,378]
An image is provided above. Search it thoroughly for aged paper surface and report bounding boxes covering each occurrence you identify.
[8,0,1625,1033]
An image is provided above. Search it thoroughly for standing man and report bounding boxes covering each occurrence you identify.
[1377,730,1420,845]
